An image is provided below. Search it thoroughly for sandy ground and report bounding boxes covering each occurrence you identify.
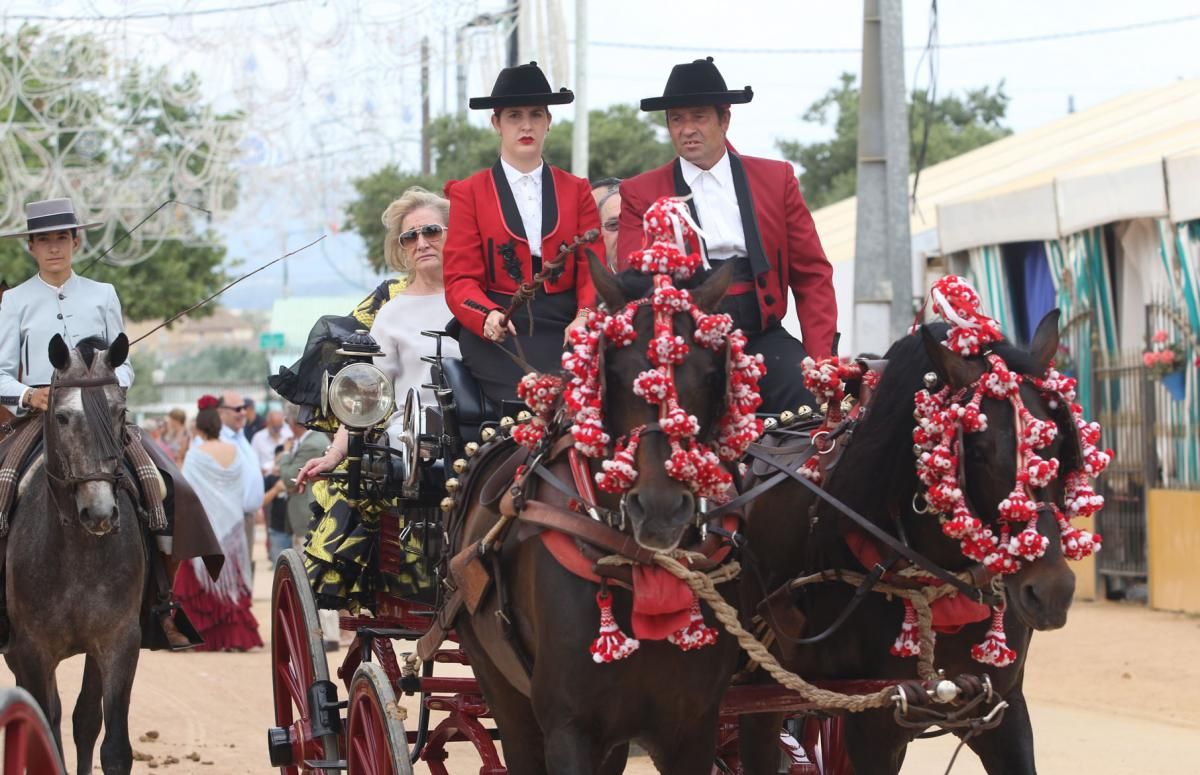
[4,530,1200,774]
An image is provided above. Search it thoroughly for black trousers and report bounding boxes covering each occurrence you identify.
[742,325,817,415]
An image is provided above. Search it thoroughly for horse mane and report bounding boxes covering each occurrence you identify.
[814,322,1039,554]
[74,335,113,371]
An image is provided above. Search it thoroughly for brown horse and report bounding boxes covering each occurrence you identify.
[738,313,1080,775]
[449,260,743,774]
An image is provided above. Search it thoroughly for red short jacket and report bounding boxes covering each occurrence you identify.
[618,152,837,358]
[444,160,601,338]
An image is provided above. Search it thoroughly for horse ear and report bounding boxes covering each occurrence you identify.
[106,333,130,370]
[48,335,71,371]
[1028,309,1061,375]
[589,251,624,311]
[920,326,976,390]
[691,261,735,313]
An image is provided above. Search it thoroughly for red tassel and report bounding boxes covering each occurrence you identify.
[890,599,921,658]
[668,597,719,652]
[590,591,639,663]
[971,605,1017,668]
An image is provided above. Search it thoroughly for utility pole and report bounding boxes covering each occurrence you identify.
[508,0,521,67]
[456,26,468,117]
[853,0,912,355]
[571,0,589,178]
[421,36,431,175]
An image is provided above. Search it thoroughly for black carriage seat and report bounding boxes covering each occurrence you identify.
[430,357,500,444]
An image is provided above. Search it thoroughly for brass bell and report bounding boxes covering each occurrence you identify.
[923,372,939,389]
[465,442,479,457]
[481,427,496,442]
[499,416,515,429]
[779,410,795,425]
[516,410,532,422]
[763,417,778,431]
[798,405,813,418]
[819,402,829,415]
[440,497,455,512]
[841,396,855,413]
[445,477,460,493]
[452,458,468,474]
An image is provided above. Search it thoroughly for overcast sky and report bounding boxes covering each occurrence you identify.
[4,0,1199,309]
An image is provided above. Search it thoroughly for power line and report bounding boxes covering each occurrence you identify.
[3,0,308,22]
[589,12,1200,55]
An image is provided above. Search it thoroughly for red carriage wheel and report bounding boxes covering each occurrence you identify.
[0,686,64,775]
[345,662,413,775]
[269,549,341,774]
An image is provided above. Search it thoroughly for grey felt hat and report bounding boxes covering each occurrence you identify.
[0,198,103,239]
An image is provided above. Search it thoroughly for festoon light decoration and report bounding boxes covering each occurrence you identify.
[507,196,767,662]
[905,275,1109,667]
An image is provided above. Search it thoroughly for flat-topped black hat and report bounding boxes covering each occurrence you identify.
[0,198,103,239]
[640,57,753,112]
[469,61,574,110]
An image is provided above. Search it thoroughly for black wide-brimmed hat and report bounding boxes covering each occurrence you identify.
[469,61,574,110]
[0,198,103,239]
[640,57,753,112]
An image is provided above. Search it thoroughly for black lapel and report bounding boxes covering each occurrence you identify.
[540,164,557,239]
[727,152,770,276]
[491,159,527,242]
[672,159,709,258]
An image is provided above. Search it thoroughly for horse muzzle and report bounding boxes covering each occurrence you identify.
[1009,562,1075,631]
[76,480,120,536]
[624,488,696,552]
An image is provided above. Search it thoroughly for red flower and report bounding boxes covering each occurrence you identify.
[1151,329,1169,344]
[197,394,219,411]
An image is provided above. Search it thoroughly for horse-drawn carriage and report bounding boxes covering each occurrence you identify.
[265,212,1106,775]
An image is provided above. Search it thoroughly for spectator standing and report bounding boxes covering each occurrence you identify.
[250,409,293,475]
[242,397,264,442]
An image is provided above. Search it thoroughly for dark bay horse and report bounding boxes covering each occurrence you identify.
[450,260,743,774]
[739,313,1080,775]
[4,334,146,775]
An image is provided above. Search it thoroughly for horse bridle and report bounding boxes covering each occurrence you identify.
[43,374,131,519]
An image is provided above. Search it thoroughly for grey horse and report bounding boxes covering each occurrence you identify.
[4,333,145,775]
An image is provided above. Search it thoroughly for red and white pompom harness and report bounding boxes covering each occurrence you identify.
[508,195,767,663]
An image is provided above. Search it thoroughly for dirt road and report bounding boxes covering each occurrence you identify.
[5,535,1199,773]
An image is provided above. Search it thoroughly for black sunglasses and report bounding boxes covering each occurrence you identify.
[217,403,246,413]
[399,223,446,246]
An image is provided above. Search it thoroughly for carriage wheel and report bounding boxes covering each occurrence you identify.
[270,549,340,774]
[345,662,414,775]
[0,687,64,775]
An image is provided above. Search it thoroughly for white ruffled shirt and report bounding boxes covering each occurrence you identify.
[679,151,747,261]
[501,158,544,257]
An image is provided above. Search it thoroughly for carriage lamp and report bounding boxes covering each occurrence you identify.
[327,330,395,429]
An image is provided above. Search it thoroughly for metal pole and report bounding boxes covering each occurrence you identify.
[853,0,912,355]
[508,0,521,67]
[456,26,468,117]
[421,36,431,175]
[571,0,589,178]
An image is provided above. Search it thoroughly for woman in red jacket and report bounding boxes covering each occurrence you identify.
[443,62,601,406]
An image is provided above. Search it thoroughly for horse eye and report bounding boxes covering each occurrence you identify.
[55,413,69,425]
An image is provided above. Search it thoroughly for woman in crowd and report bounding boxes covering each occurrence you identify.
[296,187,457,609]
[590,177,622,270]
[160,407,192,466]
[173,395,263,652]
[443,61,601,405]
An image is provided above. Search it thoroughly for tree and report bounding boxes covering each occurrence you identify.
[166,345,267,382]
[345,105,673,272]
[777,72,1012,210]
[0,26,240,321]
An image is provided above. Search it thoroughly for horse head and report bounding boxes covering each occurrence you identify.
[585,255,740,551]
[918,310,1083,631]
[46,333,129,536]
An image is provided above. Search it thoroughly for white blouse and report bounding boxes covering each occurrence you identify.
[369,291,461,406]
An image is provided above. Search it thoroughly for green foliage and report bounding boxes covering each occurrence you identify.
[777,72,1013,210]
[126,350,162,406]
[0,26,238,321]
[345,105,673,272]
[167,345,267,382]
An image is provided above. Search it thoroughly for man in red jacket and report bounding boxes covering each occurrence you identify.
[619,58,837,413]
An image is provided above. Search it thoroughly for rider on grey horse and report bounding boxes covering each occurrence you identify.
[0,198,224,650]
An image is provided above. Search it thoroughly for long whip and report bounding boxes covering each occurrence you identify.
[499,229,600,329]
[130,235,325,346]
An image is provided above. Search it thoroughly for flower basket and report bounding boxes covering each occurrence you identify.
[1162,369,1186,401]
